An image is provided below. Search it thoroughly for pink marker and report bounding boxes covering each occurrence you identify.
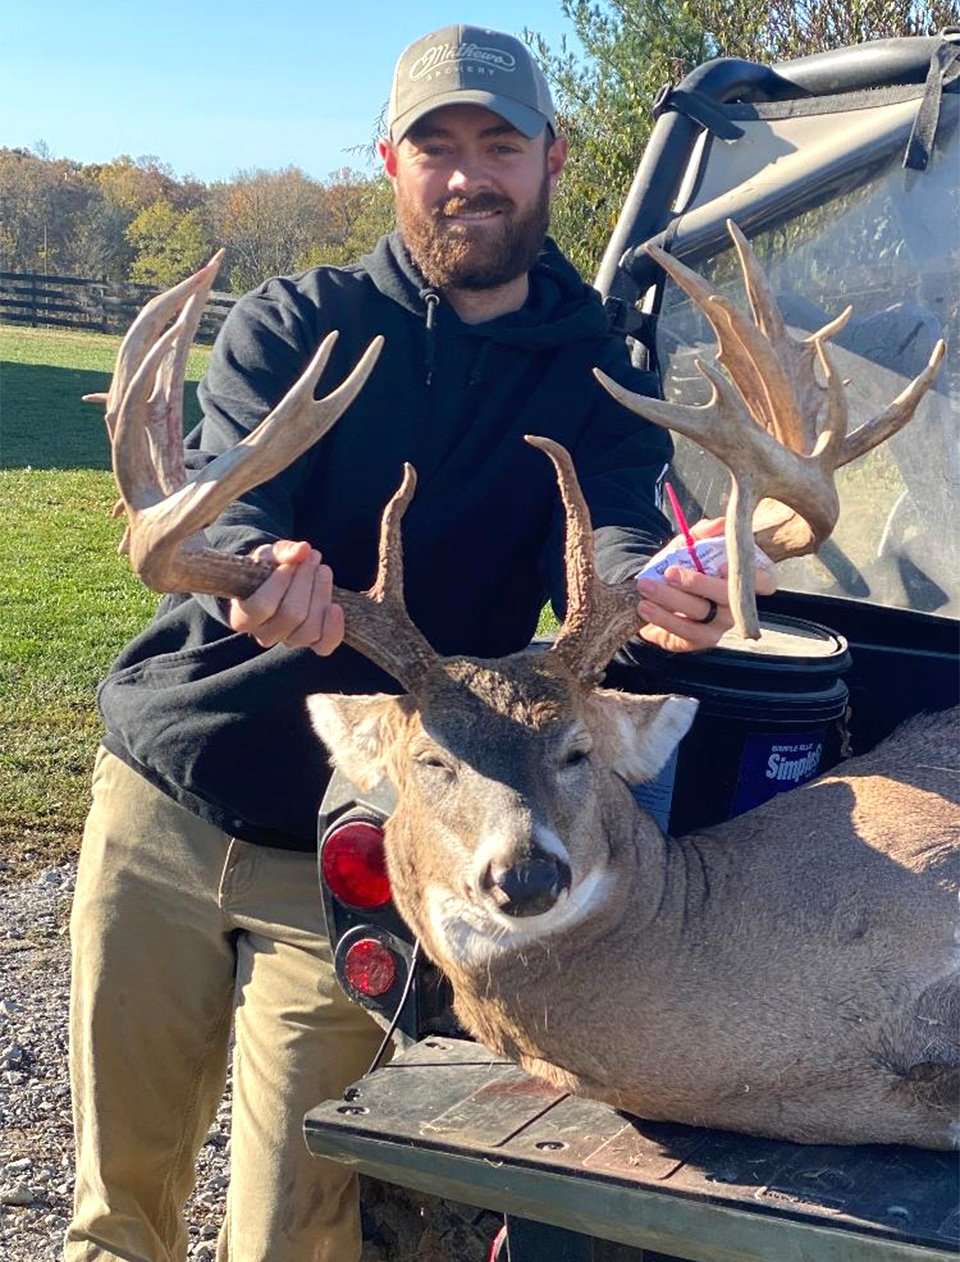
[664,481,706,575]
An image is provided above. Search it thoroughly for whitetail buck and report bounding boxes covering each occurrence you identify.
[91,229,958,1148]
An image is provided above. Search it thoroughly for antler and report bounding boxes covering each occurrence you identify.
[594,219,945,638]
[87,257,438,692]
[526,436,639,686]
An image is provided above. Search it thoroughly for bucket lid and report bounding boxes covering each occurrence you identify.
[714,616,846,661]
[612,613,851,692]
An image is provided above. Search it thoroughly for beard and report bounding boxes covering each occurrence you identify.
[397,174,550,291]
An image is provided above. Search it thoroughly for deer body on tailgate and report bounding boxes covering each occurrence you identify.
[311,663,959,1149]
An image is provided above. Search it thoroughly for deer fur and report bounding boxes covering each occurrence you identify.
[309,659,960,1150]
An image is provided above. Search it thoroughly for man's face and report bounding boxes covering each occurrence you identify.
[379,104,567,290]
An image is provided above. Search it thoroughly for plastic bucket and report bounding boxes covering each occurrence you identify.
[607,613,851,836]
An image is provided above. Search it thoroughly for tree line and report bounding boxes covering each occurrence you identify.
[1,0,950,294]
[0,148,394,294]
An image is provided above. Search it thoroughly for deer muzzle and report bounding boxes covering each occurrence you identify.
[481,849,573,918]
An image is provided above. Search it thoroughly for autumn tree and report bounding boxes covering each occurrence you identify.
[697,0,957,64]
[126,198,209,286]
[0,147,101,274]
[526,2,708,278]
[340,175,395,260]
[0,148,392,289]
[86,155,207,279]
[0,148,47,270]
[92,155,182,215]
[210,166,330,292]
[295,168,384,269]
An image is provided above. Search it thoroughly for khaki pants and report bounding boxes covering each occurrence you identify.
[66,748,384,1262]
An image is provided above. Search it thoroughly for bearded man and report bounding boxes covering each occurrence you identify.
[66,24,759,1262]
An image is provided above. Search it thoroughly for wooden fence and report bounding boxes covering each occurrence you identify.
[0,271,236,343]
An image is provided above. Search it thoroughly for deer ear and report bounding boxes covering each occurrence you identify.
[588,691,698,783]
[306,693,407,791]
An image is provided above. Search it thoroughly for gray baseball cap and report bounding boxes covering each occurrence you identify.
[388,25,556,144]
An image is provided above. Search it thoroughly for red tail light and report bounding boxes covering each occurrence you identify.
[343,937,397,997]
[322,819,391,909]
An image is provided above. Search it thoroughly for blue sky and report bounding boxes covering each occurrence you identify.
[4,1,582,183]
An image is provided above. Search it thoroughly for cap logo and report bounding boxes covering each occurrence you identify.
[409,41,517,82]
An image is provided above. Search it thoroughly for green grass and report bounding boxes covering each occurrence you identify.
[1,323,208,469]
[0,324,209,879]
[536,605,559,637]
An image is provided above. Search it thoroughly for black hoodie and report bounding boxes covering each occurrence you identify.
[97,233,672,850]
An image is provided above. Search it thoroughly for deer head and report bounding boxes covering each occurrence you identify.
[311,665,697,968]
[308,437,699,969]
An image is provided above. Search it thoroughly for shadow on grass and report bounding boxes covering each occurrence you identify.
[1,361,203,470]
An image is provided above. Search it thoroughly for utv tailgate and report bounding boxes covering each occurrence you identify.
[304,1037,959,1262]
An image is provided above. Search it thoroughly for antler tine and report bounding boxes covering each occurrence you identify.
[725,221,855,457]
[150,277,218,496]
[85,253,224,536]
[84,252,224,443]
[729,218,787,345]
[525,436,638,684]
[592,368,719,448]
[336,463,440,692]
[121,331,384,594]
[112,316,197,513]
[141,333,377,530]
[839,338,946,466]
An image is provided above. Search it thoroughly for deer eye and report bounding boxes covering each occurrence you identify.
[415,752,456,776]
[562,747,591,768]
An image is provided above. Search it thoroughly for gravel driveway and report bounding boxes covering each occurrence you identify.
[0,861,495,1261]
[1,862,81,1259]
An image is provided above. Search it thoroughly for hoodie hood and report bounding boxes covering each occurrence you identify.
[358,231,610,349]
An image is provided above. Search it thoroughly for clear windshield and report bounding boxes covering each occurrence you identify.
[656,106,959,617]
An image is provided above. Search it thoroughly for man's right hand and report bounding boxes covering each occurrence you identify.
[229,539,345,656]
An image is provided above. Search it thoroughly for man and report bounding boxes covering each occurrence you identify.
[67,25,767,1262]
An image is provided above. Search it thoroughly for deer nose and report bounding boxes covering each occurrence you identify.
[482,852,573,918]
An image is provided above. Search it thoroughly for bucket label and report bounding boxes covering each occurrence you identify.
[730,732,824,817]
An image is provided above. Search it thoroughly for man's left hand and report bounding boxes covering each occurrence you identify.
[635,517,777,653]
